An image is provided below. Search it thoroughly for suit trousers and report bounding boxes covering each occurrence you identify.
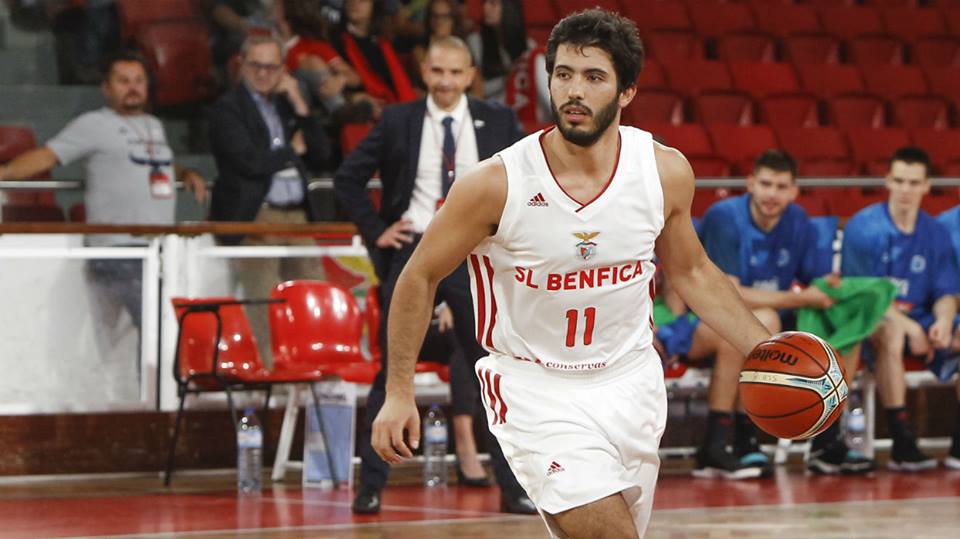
[358,237,525,497]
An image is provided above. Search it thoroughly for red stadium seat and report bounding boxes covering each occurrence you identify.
[117,0,199,42]
[797,159,860,177]
[689,2,756,39]
[707,125,778,174]
[522,1,559,28]
[947,8,960,34]
[0,125,53,206]
[138,20,214,106]
[831,187,888,217]
[691,187,736,217]
[847,34,906,66]
[892,96,950,130]
[716,31,776,62]
[687,156,732,178]
[760,93,820,128]
[910,128,960,173]
[729,61,800,99]
[798,63,865,99]
[340,122,374,156]
[751,3,821,39]
[641,123,714,158]
[0,204,66,222]
[925,66,960,109]
[624,90,685,126]
[664,60,732,96]
[944,160,960,176]
[846,127,911,175]
[794,190,831,216]
[636,58,667,89]
[861,65,929,102]
[913,36,960,68]
[625,1,692,33]
[692,91,755,125]
[783,33,841,65]
[643,30,703,62]
[776,127,854,176]
[881,8,947,42]
[555,0,623,15]
[922,189,960,214]
[819,6,884,40]
[829,94,887,129]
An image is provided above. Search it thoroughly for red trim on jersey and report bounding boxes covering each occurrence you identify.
[469,255,487,346]
[493,373,507,424]
[538,129,622,212]
[483,368,500,425]
[482,255,497,349]
[648,271,657,330]
[477,367,490,418]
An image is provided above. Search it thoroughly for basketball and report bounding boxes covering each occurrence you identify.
[739,331,848,440]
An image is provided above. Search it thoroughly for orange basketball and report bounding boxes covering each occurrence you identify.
[738,331,847,440]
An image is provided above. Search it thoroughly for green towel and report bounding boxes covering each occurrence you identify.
[796,277,897,355]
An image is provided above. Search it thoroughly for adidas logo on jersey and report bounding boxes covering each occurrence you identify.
[546,461,565,476]
[528,193,549,207]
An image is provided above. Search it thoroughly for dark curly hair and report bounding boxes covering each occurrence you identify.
[545,8,645,94]
[753,149,798,180]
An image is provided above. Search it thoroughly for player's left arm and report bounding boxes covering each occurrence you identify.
[653,143,771,357]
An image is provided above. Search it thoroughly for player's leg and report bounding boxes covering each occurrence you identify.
[871,318,936,471]
[550,493,640,539]
[948,375,960,469]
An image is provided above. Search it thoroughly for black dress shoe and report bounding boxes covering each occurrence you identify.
[500,492,538,514]
[351,487,381,515]
[456,465,493,487]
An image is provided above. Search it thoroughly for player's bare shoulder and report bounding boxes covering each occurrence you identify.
[652,140,696,219]
[439,155,509,234]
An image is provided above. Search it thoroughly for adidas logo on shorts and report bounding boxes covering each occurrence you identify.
[528,193,549,207]
[546,461,565,476]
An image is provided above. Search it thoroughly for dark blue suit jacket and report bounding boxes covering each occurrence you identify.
[333,97,525,256]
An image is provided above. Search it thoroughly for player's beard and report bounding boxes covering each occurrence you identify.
[551,94,620,147]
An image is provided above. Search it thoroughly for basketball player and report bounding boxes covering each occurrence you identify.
[372,9,771,538]
[843,147,959,471]
[936,200,960,469]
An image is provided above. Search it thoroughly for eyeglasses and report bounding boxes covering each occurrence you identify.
[245,61,282,74]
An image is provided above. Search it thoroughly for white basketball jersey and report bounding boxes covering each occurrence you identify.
[468,126,665,371]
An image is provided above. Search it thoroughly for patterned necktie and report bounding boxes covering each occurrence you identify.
[441,116,456,197]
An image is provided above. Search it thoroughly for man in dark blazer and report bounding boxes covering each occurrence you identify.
[334,37,534,515]
[208,34,328,362]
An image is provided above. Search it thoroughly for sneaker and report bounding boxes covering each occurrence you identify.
[807,440,876,475]
[888,439,937,472]
[693,444,762,480]
[944,444,960,470]
[737,449,774,478]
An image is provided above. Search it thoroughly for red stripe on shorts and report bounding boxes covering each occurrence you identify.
[469,255,486,346]
[493,373,507,424]
[483,368,500,425]
[483,255,497,349]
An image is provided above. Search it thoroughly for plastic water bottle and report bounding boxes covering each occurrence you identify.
[237,407,263,493]
[422,404,448,487]
[845,393,867,455]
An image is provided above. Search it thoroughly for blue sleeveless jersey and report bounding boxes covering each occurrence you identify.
[937,205,960,271]
[700,194,829,291]
[842,203,959,322]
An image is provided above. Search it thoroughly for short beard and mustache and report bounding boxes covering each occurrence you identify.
[550,93,621,147]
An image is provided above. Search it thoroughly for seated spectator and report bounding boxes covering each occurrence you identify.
[410,0,481,97]
[210,0,278,71]
[330,0,418,121]
[0,51,207,333]
[937,200,960,469]
[207,35,330,363]
[466,0,528,103]
[842,147,959,472]
[275,0,360,113]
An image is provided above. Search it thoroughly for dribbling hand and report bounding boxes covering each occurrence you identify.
[371,395,420,464]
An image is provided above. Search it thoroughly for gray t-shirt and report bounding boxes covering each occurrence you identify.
[47,107,176,246]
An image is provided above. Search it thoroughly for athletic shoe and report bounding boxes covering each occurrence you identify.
[737,450,774,478]
[888,438,937,472]
[807,440,875,475]
[692,444,762,480]
[944,443,960,470]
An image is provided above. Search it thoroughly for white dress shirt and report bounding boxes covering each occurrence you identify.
[402,95,480,232]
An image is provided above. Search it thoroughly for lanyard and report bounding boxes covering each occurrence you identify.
[122,116,156,159]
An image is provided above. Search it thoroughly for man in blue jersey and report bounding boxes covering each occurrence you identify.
[843,147,959,471]
[936,199,960,469]
[687,150,862,478]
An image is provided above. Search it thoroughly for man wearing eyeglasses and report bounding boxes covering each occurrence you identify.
[208,34,329,362]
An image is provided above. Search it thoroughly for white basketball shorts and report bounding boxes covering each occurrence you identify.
[475,347,667,538]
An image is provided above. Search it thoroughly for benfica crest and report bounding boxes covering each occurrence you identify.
[574,232,600,260]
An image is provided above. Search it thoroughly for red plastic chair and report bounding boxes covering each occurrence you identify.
[687,156,732,178]
[522,1,559,29]
[783,33,841,65]
[117,0,199,42]
[881,7,946,42]
[751,3,821,39]
[829,94,887,129]
[626,1,692,33]
[0,204,66,222]
[555,0,622,14]
[644,30,703,62]
[913,36,960,68]
[637,58,667,90]
[138,20,215,106]
[689,2,756,38]
[760,93,820,128]
[848,34,906,66]
[716,31,776,62]
[892,96,950,130]
[846,127,911,175]
[729,61,800,100]
[0,125,53,206]
[776,127,855,177]
[165,297,274,486]
[798,63,865,99]
[692,91,755,125]
[861,65,929,102]
[707,124,779,174]
[641,123,715,160]
[910,128,960,173]
[624,89,685,126]
[924,66,960,110]
[664,60,732,96]
[819,6,884,40]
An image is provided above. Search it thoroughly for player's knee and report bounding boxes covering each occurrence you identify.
[752,308,781,333]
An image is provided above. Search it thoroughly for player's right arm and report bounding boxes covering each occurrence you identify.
[371,157,507,464]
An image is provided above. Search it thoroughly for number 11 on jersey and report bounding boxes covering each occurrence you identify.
[565,307,597,347]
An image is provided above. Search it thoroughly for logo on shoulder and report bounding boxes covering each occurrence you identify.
[528,193,549,207]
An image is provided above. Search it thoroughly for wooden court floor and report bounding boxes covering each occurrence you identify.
[1,465,959,538]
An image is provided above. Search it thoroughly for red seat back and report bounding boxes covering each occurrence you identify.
[892,96,950,130]
[664,60,732,96]
[798,64,865,99]
[881,7,946,42]
[0,125,52,206]
[171,297,266,384]
[848,34,905,66]
[0,204,65,222]
[913,36,960,68]
[760,93,819,128]
[269,280,365,368]
[138,20,214,106]
[641,123,714,157]
[707,124,778,174]
[117,0,199,41]
[693,91,755,125]
[644,30,703,62]
[626,1,692,33]
[752,4,821,38]
[910,128,960,173]
[846,127,911,175]
[730,61,800,100]
[624,90,685,126]
[716,32,776,62]
[783,33,841,65]
[636,58,667,90]
[819,6,884,40]
[689,2,755,38]
[861,65,929,102]
[829,94,887,129]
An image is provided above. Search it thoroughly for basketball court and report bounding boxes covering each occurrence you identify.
[3,463,959,538]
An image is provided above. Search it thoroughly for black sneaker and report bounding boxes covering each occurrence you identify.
[888,438,937,472]
[351,486,381,514]
[944,442,960,470]
[807,440,876,475]
[693,444,762,480]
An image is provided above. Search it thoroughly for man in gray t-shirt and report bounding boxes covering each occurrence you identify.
[0,51,207,328]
